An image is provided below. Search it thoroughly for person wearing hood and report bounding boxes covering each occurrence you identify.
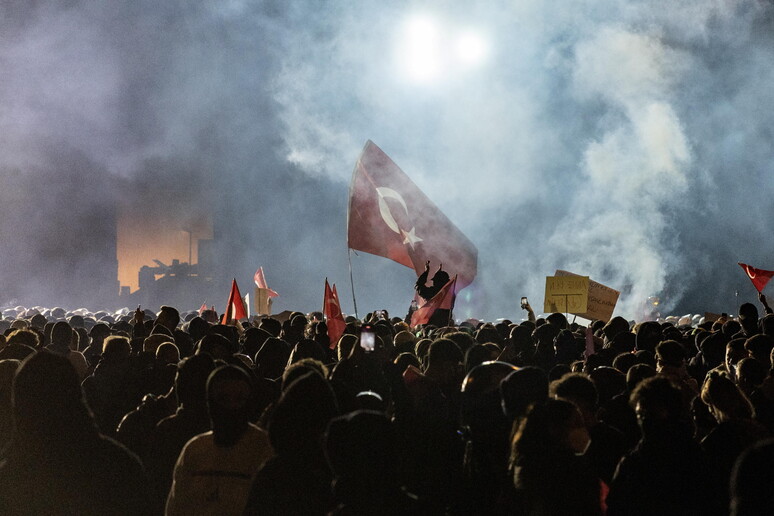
[166,365,272,516]
[243,370,339,515]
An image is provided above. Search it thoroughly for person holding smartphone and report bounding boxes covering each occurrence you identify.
[521,297,536,323]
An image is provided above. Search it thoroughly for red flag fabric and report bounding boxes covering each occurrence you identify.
[738,263,774,293]
[324,279,347,349]
[584,326,595,359]
[221,279,248,325]
[347,140,478,290]
[254,267,279,298]
[411,275,457,327]
[198,302,207,315]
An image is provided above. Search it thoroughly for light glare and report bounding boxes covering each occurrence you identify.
[456,31,489,65]
[404,16,442,82]
[397,15,490,84]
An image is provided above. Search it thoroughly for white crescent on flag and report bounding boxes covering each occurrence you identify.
[376,186,423,249]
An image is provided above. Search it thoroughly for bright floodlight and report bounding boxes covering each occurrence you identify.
[456,31,489,66]
[396,14,490,84]
[402,15,442,83]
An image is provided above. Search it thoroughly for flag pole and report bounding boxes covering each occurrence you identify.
[348,248,359,319]
[345,147,361,321]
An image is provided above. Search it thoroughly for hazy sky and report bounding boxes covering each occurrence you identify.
[2,1,773,320]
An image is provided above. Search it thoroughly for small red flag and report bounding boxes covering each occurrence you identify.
[584,326,595,359]
[198,302,207,315]
[254,267,279,298]
[411,275,457,328]
[324,279,347,349]
[738,263,774,293]
[347,141,477,290]
[221,279,248,325]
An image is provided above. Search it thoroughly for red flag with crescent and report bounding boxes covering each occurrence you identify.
[347,140,478,290]
[738,263,774,293]
[324,279,347,349]
[221,279,248,325]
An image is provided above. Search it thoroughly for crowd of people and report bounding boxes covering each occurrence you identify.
[1,286,774,515]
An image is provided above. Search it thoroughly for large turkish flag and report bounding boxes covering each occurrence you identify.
[347,140,478,289]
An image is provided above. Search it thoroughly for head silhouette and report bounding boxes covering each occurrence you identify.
[207,365,253,447]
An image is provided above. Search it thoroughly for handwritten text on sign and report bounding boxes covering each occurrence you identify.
[544,276,589,314]
[555,270,620,322]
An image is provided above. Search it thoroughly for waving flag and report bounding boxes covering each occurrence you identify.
[324,279,347,349]
[411,275,457,327]
[221,279,248,325]
[254,266,279,298]
[739,262,774,293]
[347,140,477,290]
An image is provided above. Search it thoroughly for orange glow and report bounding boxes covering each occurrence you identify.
[116,208,212,293]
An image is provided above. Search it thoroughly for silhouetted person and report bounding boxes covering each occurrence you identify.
[254,337,291,380]
[166,365,273,515]
[145,354,215,514]
[398,338,464,513]
[244,370,339,515]
[0,359,20,453]
[655,340,699,404]
[458,361,518,514]
[738,302,760,338]
[510,398,600,516]
[84,322,111,367]
[82,335,143,436]
[415,261,453,327]
[635,321,662,353]
[606,376,721,515]
[532,323,559,371]
[550,372,626,485]
[744,334,774,368]
[0,351,150,515]
[730,438,774,515]
[46,321,89,381]
[700,371,768,508]
[325,410,425,515]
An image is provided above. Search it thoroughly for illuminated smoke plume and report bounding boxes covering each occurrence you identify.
[1,1,773,319]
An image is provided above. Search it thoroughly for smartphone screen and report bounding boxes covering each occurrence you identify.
[520,297,528,308]
[360,325,376,352]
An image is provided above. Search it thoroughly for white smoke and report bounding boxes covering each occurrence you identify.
[269,0,773,318]
[2,1,773,318]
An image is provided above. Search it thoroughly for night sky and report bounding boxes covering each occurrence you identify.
[2,1,774,321]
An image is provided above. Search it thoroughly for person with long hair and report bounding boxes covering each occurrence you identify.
[510,398,601,515]
[700,371,769,507]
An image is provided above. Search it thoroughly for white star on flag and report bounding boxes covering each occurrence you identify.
[401,227,423,249]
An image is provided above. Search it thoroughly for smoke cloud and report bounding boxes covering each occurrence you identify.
[1,1,773,320]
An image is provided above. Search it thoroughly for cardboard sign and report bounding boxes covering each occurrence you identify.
[254,287,273,316]
[555,270,620,322]
[544,275,589,313]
